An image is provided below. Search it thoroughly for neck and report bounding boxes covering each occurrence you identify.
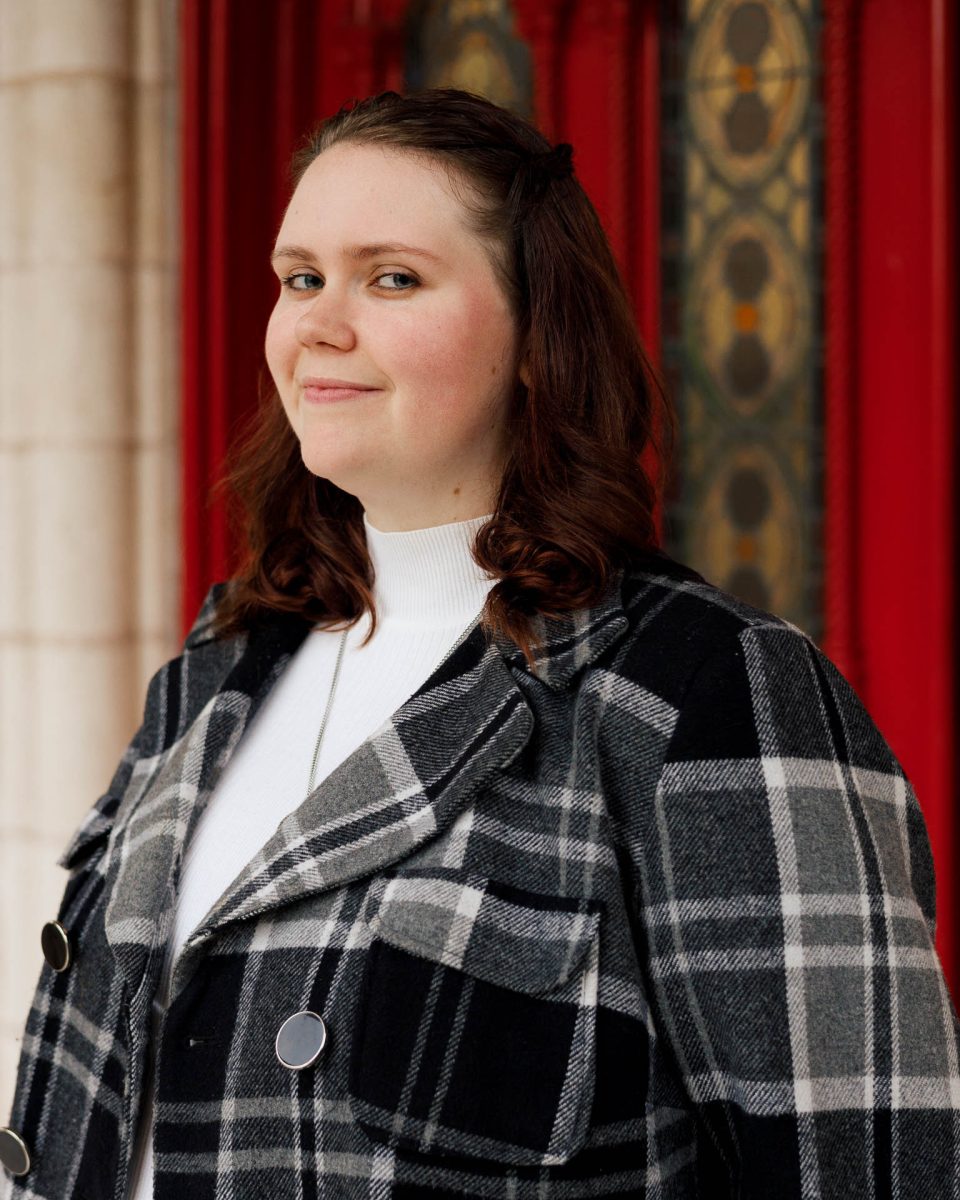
[362,510,496,623]
[358,481,502,533]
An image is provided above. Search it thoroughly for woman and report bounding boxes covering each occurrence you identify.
[2,88,958,1199]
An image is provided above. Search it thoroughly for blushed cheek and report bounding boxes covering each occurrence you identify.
[405,301,516,428]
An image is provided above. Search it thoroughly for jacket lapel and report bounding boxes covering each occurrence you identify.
[104,566,631,1004]
[179,620,535,943]
[102,612,311,1003]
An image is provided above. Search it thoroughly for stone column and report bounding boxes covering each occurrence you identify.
[0,0,181,1113]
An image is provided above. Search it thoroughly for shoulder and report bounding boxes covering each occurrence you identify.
[139,581,316,754]
[607,549,898,779]
[620,546,806,640]
[182,580,235,648]
[610,550,935,916]
[135,582,249,757]
[612,548,807,706]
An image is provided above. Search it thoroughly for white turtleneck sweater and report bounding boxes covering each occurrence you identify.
[126,510,496,1200]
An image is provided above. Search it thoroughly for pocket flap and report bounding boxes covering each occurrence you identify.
[370,872,600,995]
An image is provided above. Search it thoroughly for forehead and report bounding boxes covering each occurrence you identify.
[276,142,480,257]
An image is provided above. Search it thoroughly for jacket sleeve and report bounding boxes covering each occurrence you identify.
[637,619,960,1198]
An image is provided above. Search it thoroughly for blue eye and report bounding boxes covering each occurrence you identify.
[280,272,322,291]
[375,272,419,291]
[278,269,420,294]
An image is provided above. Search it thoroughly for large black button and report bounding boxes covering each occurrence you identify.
[0,1126,30,1176]
[41,920,71,972]
[275,1010,327,1070]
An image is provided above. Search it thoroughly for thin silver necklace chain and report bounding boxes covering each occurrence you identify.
[306,627,350,799]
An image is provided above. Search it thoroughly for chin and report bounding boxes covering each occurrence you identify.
[296,443,366,494]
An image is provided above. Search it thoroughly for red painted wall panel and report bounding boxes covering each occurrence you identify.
[849,0,950,993]
[824,0,956,993]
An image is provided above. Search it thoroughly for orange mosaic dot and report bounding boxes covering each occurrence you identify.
[735,65,756,91]
[736,534,758,561]
[734,303,759,332]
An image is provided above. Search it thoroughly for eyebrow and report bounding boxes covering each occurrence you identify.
[270,242,443,265]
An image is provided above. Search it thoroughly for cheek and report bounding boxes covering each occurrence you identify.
[264,305,295,382]
[394,298,516,422]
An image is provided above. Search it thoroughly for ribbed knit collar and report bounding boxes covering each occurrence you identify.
[362,511,496,623]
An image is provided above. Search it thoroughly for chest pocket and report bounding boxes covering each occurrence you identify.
[348,870,601,1168]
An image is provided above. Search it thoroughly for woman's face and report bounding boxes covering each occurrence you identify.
[266,141,522,531]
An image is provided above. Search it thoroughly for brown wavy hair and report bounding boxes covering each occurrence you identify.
[211,87,675,668]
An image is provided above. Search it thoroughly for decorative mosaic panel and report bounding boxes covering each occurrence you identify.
[405,0,533,117]
[660,0,824,638]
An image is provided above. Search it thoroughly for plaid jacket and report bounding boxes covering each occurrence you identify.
[2,550,958,1199]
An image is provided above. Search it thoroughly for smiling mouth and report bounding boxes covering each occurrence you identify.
[301,384,381,404]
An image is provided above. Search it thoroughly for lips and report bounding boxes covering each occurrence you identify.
[299,376,380,404]
[301,377,378,390]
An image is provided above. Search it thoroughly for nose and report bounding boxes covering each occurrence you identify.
[294,289,356,352]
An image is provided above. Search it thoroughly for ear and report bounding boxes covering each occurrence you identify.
[518,352,531,389]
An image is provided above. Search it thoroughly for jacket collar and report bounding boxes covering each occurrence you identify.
[103,566,631,1008]
[489,565,630,691]
[184,565,632,691]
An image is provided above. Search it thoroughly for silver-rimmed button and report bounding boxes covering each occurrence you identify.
[0,1126,30,1176]
[275,1010,327,1070]
[40,920,71,972]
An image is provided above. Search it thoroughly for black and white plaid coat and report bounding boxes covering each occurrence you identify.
[3,550,959,1199]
